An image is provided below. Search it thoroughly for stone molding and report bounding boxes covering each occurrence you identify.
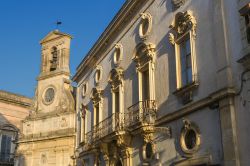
[171,0,186,10]
[37,70,70,81]
[169,11,197,43]
[139,12,153,40]
[0,90,33,108]
[24,110,75,121]
[108,67,124,91]
[132,42,156,70]
[40,30,72,44]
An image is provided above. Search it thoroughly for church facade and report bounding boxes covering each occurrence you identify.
[16,31,76,166]
[73,0,250,166]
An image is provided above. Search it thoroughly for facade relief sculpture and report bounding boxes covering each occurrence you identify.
[171,0,186,10]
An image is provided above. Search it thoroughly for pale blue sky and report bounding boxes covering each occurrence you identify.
[0,0,125,98]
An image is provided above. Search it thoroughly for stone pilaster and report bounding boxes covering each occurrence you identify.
[219,97,240,166]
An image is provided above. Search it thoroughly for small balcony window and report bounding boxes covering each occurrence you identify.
[114,90,120,113]
[95,104,99,125]
[142,69,149,101]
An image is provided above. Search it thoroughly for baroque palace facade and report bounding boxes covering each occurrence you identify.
[73,0,250,166]
[0,0,250,166]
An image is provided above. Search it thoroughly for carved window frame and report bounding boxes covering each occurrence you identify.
[82,82,88,97]
[113,44,123,66]
[42,85,56,105]
[108,67,124,115]
[95,65,103,85]
[132,42,156,105]
[80,104,88,143]
[139,12,153,40]
[180,119,201,156]
[90,88,103,126]
[169,11,198,99]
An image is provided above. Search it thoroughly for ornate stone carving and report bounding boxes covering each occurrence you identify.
[81,82,88,97]
[169,11,197,43]
[116,134,132,148]
[108,67,124,91]
[132,42,156,70]
[40,153,47,165]
[90,88,104,104]
[95,65,103,85]
[180,118,201,155]
[139,12,153,40]
[60,117,68,128]
[171,0,186,10]
[113,43,123,66]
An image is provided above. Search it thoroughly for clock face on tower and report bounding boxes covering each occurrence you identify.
[43,87,55,105]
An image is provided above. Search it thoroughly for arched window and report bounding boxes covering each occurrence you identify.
[50,47,58,71]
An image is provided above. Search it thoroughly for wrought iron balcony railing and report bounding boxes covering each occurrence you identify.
[125,100,157,127]
[83,112,124,148]
[82,100,157,150]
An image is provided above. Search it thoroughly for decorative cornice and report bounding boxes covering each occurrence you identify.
[37,70,70,81]
[18,129,75,143]
[24,110,75,121]
[73,0,151,82]
[0,90,33,108]
[171,0,186,10]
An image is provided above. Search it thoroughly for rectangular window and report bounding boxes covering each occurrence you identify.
[95,105,99,125]
[142,70,149,101]
[114,91,120,113]
[180,37,192,87]
[0,135,12,161]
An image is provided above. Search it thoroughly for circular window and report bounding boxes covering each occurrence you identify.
[43,87,55,105]
[139,13,152,39]
[95,66,102,84]
[180,122,201,155]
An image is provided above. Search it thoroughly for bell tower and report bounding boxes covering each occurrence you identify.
[34,30,74,114]
[40,29,71,77]
[17,30,76,166]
